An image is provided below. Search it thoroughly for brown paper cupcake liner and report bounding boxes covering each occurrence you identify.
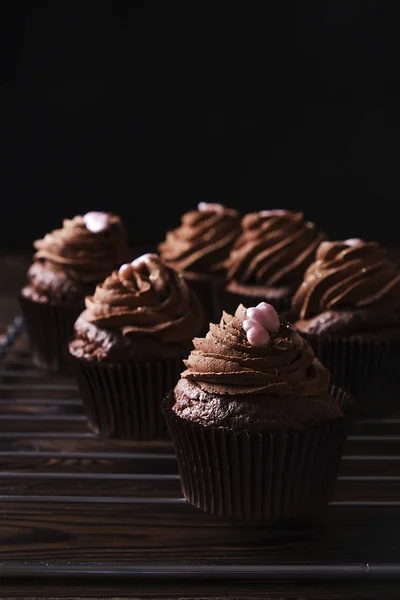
[70,355,184,440]
[304,333,400,417]
[218,286,292,317]
[163,386,354,521]
[19,295,83,374]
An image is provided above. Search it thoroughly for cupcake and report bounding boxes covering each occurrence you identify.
[158,202,241,325]
[68,253,204,440]
[221,210,326,314]
[291,239,400,415]
[163,302,354,521]
[20,212,129,373]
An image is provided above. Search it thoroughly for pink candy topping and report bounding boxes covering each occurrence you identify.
[243,319,271,347]
[243,302,280,348]
[118,263,134,279]
[119,253,166,294]
[83,211,111,233]
[130,253,158,269]
[119,253,159,280]
[197,202,225,213]
[259,209,287,218]
[345,238,363,247]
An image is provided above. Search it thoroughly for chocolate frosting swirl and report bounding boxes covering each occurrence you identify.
[181,304,329,396]
[74,254,203,353]
[32,213,129,284]
[171,304,343,431]
[292,240,400,321]
[225,210,326,287]
[158,204,241,274]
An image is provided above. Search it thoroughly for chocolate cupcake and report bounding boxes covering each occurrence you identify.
[69,253,204,440]
[291,239,400,415]
[158,202,241,326]
[221,210,326,314]
[20,212,129,373]
[163,302,354,521]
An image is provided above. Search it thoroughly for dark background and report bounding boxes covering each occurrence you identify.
[1,2,399,251]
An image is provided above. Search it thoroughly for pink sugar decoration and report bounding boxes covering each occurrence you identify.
[242,318,258,333]
[246,323,271,347]
[130,253,158,269]
[119,263,133,279]
[244,302,280,348]
[345,238,363,247]
[197,202,225,213]
[83,211,110,233]
[259,209,287,218]
[247,302,280,333]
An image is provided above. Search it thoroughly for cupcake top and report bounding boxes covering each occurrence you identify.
[292,239,400,335]
[224,210,326,288]
[158,202,241,276]
[172,302,343,430]
[22,212,130,303]
[69,253,204,361]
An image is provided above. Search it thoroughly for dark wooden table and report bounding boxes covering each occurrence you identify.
[1,256,400,599]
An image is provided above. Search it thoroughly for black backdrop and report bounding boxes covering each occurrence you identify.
[1,3,399,251]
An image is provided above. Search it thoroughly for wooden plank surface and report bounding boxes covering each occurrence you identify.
[1,255,400,598]
[1,329,400,586]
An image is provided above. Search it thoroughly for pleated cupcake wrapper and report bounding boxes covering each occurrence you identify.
[218,287,292,318]
[163,386,354,522]
[19,294,83,374]
[70,355,184,440]
[304,333,400,417]
[182,274,223,329]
